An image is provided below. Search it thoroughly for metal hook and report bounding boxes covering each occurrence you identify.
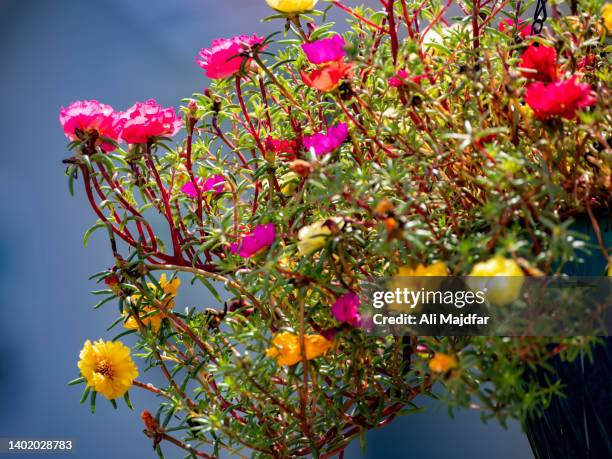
[531,0,548,35]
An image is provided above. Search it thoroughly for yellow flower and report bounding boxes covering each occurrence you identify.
[297,219,342,256]
[78,339,139,400]
[388,262,449,312]
[467,255,524,306]
[266,331,333,366]
[602,3,612,33]
[607,257,612,276]
[125,274,180,331]
[429,352,457,373]
[263,172,300,196]
[280,172,300,195]
[398,261,450,277]
[265,0,318,14]
[304,334,334,359]
[267,332,301,365]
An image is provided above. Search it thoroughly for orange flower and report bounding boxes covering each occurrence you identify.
[429,352,457,373]
[266,331,334,366]
[124,274,180,331]
[301,59,353,92]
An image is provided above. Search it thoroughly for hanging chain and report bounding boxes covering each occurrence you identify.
[531,0,548,35]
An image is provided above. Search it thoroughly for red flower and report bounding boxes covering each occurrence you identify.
[519,44,557,82]
[525,76,597,120]
[301,59,353,92]
[265,136,299,161]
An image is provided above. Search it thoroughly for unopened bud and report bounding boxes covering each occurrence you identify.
[187,100,198,116]
[289,159,313,177]
[141,410,159,432]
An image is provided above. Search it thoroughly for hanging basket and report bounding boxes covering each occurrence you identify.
[525,214,612,459]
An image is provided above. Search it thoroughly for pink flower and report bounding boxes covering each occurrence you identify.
[525,76,597,120]
[388,69,409,88]
[388,69,426,88]
[120,100,182,144]
[498,18,532,38]
[519,44,557,82]
[230,223,276,258]
[302,123,349,156]
[331,292,361,327]
[181,175,225,198]
[196,34,266,80]
[59,100,123,152]
[301,35,346,65]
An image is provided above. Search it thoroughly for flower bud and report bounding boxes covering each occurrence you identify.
[289,159,313,177]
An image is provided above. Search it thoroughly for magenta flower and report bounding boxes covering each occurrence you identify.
[331,292,361,327]
[181,175,226,198]
[302,123,349,156]
[196,34,266,80]
[230,223,276,258]
[388,69,426,88]
[120,100,182,144]
[388,69,409,88]
[59,100,123,152]
[301,35,346,65]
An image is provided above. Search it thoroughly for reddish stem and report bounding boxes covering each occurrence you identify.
[144,143,183,262]
[385,0,399,65]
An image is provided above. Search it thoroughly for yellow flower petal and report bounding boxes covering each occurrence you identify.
[398,261,449,277]
[265,0,318,14]
[297,218,343,256]
[266,332,333,366]
[78,339,138,400]
[124,274,180,331]
[304,334,334,359]
[603,3,612,33]
[429,353,457,373]
[467,255,524,306]
[389,262,449,312]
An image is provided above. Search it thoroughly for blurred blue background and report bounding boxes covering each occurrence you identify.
[0,0,533,457]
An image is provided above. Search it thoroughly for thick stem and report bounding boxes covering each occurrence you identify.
[385,0,399,65]
[471,0,480,56]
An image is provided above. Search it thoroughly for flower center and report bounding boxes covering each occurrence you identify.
[94,359,114,378]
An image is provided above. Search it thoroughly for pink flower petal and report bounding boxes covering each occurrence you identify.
[303,122,349,156]
[196,34,266,80]
[120,99,182,144]
[231,223,276,258]
[302,35,346,65]
[331,292,361,327]
[59,100,123,152]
